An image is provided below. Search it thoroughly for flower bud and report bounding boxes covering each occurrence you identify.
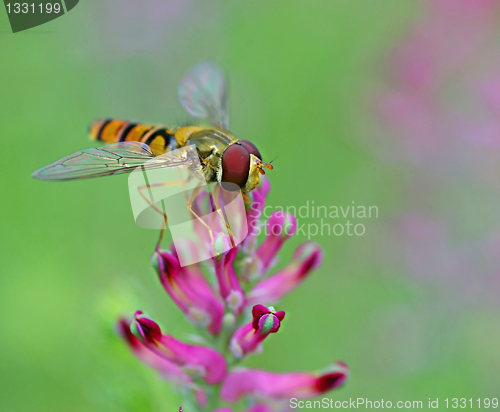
[229,304,285,358]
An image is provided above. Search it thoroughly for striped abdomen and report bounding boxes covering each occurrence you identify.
[89,119,178,155]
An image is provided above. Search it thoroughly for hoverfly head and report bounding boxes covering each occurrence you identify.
[219,140,271,192]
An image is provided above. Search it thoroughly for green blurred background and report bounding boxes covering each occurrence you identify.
[1,1,499,411]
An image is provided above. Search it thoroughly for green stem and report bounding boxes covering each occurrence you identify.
[205,383,222,411]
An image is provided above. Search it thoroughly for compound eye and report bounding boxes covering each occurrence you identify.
[238,140,261,160]
[221,144,250,190]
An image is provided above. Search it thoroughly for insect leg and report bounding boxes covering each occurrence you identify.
[177,167,191,204]
[137,179,191,249]
[212,184,236,248]
[186,182,217,254]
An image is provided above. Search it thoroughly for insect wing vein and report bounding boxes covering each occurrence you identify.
[31,142,192,181]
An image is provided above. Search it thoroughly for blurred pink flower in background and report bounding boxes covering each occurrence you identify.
[374,0,500,376]
[378,0,500,296]
[395,214,500,306]
[379,0,500,164]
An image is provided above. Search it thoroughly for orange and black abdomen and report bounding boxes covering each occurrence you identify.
[89,119,177,155]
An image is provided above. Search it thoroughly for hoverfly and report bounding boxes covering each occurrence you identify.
[32,62,273,249]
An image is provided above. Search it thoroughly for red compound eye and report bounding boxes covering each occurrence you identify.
[238,140,262,160]
[221,144,251,190]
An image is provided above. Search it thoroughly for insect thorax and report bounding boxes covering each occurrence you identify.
[187,129,236,184]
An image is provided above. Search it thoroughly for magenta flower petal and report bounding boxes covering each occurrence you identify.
[248,242,323,305]
[213,243,246,313]
[132,312,227,384]
[153,249,224,334]
[255,176,271,198]
[189,191,230,251]
[229,305,285,358]
[256,212,297,274]
[244,189,266,248]
[119,318,209,406]
[118,319,190,385]
[220,362,348,401]
[242,177,270,250]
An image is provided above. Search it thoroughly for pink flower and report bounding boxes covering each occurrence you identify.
[212,242,246,313]
[152,248,224,334]
[229,304,285,358]
[118,319,191,385]
[220,362,349,401]
[131,311,227,384]
[248,242,323,305]
[118,319,209,407]
[255,175,271,198]
[244,189,266,246]
[241,211,298,282]
[256,212,297,274]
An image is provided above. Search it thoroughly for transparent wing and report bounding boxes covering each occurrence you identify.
[178,61,229,130]
[31,142,192,181]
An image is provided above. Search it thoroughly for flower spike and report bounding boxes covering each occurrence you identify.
[117,173,348,408]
